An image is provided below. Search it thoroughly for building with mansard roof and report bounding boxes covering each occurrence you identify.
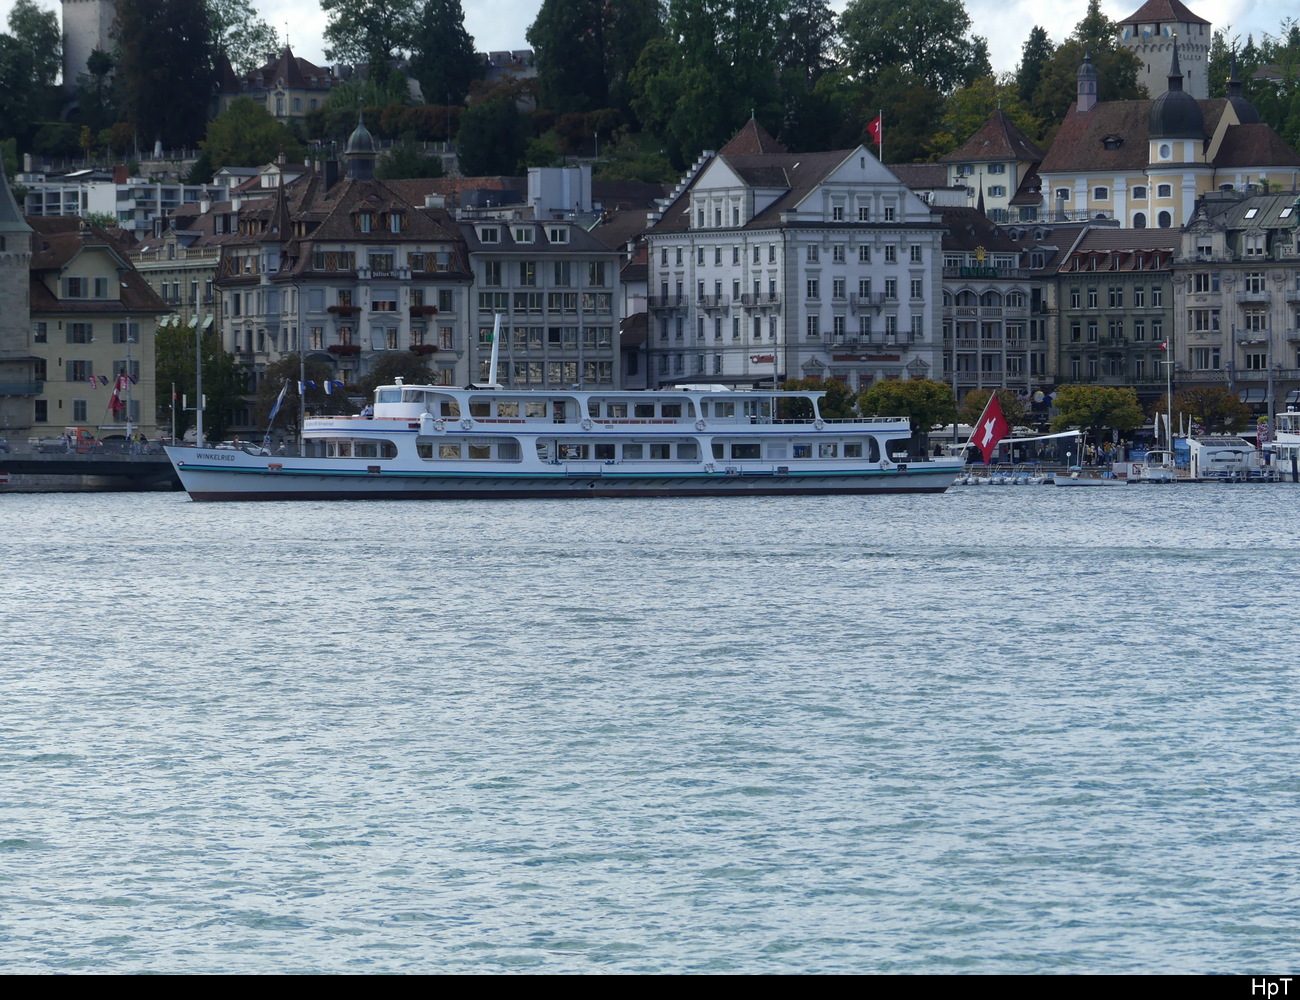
[642,119,945,390]
[1037,49,1300,229]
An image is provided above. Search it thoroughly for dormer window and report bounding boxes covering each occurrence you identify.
[479,226,500,242]
[514,226,533,242]
[547,226,568,244]
[357,212,373,233]
[387,212,404,234]
[1102,135,1123,151]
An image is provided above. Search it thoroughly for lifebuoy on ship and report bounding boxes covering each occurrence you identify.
[460,417,473,430]
[695,419,707,431]
[432,418,445,432]
[581,418,594,431]
[814,419,825,430]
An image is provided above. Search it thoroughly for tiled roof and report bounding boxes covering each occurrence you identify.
[718,118,786,156]
[26,217,168,314]
[939,109,1045,164]
[1039,98,1286,173]
[1118,0,1209,26]
[1214,124,1300,168]
[887,163,950,190]
[938,207,1020,252]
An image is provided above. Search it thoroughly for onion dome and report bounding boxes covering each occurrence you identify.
[1149,43,1205,140]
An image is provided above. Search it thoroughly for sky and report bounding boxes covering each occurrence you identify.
[4,0,1284,81]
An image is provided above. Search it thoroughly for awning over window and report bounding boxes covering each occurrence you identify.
[1239,388,1267,403]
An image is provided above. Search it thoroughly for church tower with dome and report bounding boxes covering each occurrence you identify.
[1118,0,1211,100]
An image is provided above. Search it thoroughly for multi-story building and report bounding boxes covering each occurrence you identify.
[1175,192,1300,411]
[459,217,621,388]
[27,217,168,437]
[1052,228,1177,403]
[643,120,945,390]
[216,47,338,123]
[214,121,474,406]
[1038,48,1300,228]
[938,110,1046,225]
[938,208,1040,402]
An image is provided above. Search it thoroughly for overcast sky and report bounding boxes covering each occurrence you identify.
[7,0,1281,83]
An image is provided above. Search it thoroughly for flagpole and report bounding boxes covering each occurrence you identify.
[878,108,883,165]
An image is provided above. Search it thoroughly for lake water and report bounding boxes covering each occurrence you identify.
[1,486,1298,973]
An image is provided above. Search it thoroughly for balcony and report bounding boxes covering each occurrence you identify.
[409,305,439,317]
[327,304,360,316]
[648,295,687,309]
[0,381,42,395]
[1235,289,1271,303]
[698,295,730,310]
[850,292,886,311]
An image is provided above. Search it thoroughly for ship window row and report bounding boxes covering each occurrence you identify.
[711,439,881,461]
[549,441,700,462]
[417,439,523,461]
[317,439,398,458]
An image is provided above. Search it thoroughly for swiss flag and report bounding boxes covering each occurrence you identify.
[866,115,882,146]
[971,393,1010,464]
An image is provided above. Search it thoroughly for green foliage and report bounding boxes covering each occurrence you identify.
[958,388,1029,428]
[32,123,81,158]
[409,0,481,106]
[155,322,247,442]
[8,0,60,88]
[322,0,416,66]
[113,0,215,148]
[1028,1,1145,124]
[593,129,677,184]
[1015,26,1054,105]
[778,378,857,419]
[207,0,280,74]
[356,354,438,397]
[858,378,957,436]
[456,100,527,175]
[528,0,661,117]
[186,149,215,184]
[1050,385,1144,440]
[523,133,564,169]
[840,0,990,95]
[202,96,303,170]
[76,48,118,135]
[376,137,446,179]
[629,0,787,168]
[83,211,119,229]
[1152,387,1253,434]
[931,76,1043,156]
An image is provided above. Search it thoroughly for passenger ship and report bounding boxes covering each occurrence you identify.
[166,382,963,501]
[1272,410,1300,481]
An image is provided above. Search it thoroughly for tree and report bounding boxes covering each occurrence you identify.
[409,0,481,106]
[858,378,957,451]
[202,96,303,170]
[356,354,438,397]
[207,0,280,74]
[155,322,247,442]
[0,36,38,143]
[1152,387,1253,434]
[778,377,857,419]
[1016,26,1055,106]
[776,0,840,151]
[322,0,416,69]
[254,355,356,440]
[1050,385,1144,443]
[931,76,1043,157]
[958,388,1029,428]
[113,0,215,148]
[455,100,527,176]
[76,48,117,135]
[377,137,445,179]
[527,0,606,113]
[1029,1,1144,124]
[527,0,661,116]
[840,0,990,94]
[7,0,60,88]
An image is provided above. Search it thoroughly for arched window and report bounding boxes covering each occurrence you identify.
[1157,211,1172,227]
[1133,212,1147,228]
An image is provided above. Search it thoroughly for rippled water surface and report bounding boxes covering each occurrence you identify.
[1,486,1298,973]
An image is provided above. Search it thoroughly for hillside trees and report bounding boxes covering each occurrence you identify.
[208,0,280,74]
[202,96,303,170]
[1028,0,1145,124]
[409,0,481,106]
[113,0,214,148]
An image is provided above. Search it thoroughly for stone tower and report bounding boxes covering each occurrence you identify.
[1117,0,1211,101]
[62,0,117,90]
[0,160,34,433]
